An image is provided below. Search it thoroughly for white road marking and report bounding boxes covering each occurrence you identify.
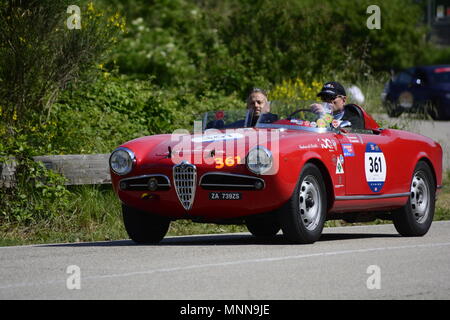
[1,241,450,290]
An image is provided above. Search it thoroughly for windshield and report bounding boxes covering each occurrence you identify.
[255,100,335,133]
[200,109,253,130]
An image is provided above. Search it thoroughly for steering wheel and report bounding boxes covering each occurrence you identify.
[287,108,314,120]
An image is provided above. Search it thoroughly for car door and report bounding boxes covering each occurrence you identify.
[336,130,397,196]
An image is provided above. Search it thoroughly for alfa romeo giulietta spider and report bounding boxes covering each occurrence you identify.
[109,101,443,244]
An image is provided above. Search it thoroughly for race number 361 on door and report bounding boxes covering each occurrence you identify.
[364,143,387,193]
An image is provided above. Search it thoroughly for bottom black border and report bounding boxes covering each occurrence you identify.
[0,300,445,318]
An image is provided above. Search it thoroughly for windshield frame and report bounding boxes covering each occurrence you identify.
[201,109,255,131]
[256,122,330,133]
[254,100,335,133]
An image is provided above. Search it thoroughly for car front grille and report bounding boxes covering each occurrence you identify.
[173,161,197,210]
[119,174,171,191]
[199,173,265,191]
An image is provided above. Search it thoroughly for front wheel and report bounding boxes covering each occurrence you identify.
[122,204,171,244]
[427,101,450,120]
[385,100,403,118]
[393,161,435,237]
[279,163,327,244]
[245,212,281,238]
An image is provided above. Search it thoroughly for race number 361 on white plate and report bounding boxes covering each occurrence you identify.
[364,143,387,193]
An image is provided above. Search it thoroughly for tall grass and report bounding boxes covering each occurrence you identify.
[0,184,248,246]
[0,185,126,246]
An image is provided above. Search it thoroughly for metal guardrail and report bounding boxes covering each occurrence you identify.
[0,154,111,187]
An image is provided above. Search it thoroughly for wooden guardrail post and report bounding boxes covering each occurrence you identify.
[0,154,111,187]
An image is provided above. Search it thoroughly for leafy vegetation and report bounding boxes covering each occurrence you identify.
[1,0,449,244]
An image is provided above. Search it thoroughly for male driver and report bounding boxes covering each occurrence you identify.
[247,88,270,117]
[246,88,277,126]
[206,88,273,129]
[311,81,364,129]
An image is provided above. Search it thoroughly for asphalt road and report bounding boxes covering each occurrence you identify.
[1,221,450,300]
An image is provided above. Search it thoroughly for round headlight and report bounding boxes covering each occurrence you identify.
[246,146,273,175]
[109,147,135,176]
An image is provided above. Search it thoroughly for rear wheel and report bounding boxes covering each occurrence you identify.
[122,204,170,244]
[393,161,435,237]
[279,163,327,244]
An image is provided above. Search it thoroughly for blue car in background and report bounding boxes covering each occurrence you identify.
[382,65,450,120]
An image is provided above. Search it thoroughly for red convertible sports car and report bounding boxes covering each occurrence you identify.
[109,101,443,244]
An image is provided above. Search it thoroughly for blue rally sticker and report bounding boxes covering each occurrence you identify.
[364,143,387,192]
[342,143,355,157]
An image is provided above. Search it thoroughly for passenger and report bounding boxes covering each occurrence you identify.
[310,81,364,129]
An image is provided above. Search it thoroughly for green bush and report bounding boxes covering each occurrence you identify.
[106,0,439,96]
[0,146,70,224]
[42,72,244,154]
[219,0,430,82]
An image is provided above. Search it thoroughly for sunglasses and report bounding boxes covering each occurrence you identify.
[320,94,344,102]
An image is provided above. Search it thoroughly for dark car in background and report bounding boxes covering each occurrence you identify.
[382,65,450,120]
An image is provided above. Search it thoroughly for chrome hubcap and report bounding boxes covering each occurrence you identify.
[410,172,429,224]
[299,175,321,230]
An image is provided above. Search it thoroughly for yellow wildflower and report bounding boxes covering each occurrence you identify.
[270,77,322,101]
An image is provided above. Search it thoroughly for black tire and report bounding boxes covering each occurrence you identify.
[122,204,170,244]
[393,161,435,237]
[245,212,280,238]
[279,163,327,244]
[427,101,449,121]
[385,100,403,118]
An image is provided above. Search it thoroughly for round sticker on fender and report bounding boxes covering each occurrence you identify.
[364,143,386,192]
